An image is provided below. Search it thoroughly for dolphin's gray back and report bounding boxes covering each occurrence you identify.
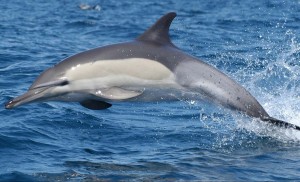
[54,41,182,72]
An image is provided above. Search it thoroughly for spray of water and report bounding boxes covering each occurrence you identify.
[236,30,300,142]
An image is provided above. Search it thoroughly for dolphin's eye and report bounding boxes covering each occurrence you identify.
[60,80,69,86]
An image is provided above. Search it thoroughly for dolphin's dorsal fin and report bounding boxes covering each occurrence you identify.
[136,12,177,46]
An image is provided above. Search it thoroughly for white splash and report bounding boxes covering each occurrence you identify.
[238,30,300,142]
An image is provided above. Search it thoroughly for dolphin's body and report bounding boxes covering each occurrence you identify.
[5,12,300,130]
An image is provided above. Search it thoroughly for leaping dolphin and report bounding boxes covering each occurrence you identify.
[5,12,300,131]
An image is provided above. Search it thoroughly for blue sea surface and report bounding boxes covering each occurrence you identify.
[1,0,300,181]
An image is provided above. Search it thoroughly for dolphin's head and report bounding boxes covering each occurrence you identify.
[5,67,69,109]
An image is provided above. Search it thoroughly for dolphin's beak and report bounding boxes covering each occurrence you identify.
[5,79,69,109]
[5,88,49,109]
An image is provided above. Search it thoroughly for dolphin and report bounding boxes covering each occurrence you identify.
[5,12,300,131]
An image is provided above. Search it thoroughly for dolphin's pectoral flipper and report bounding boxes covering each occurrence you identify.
[80,100,112,110]
[95,87,143,100]
[79,87,142,110]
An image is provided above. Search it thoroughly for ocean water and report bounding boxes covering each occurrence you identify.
[1,0,300,181]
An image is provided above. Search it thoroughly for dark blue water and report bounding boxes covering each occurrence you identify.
[1,0,300,181]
